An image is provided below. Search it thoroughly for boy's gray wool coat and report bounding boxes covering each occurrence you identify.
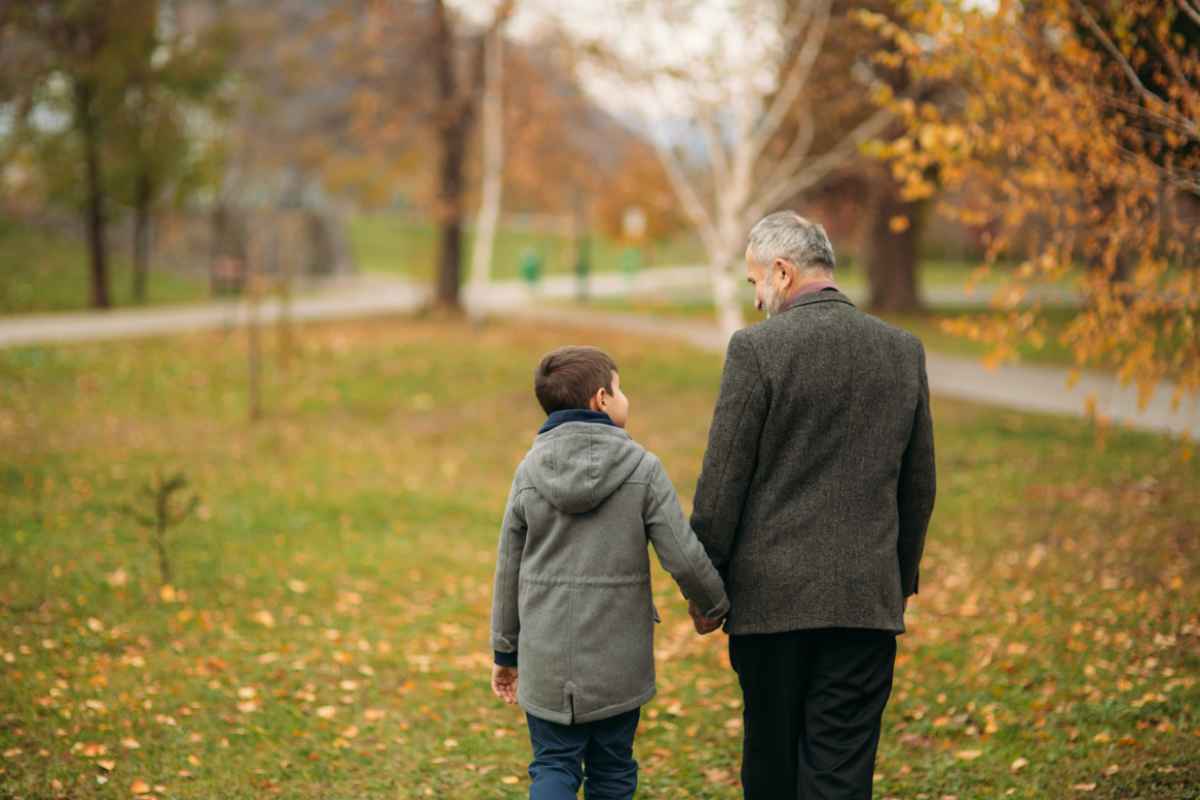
[490,423,729,725]
[690,289,936,636]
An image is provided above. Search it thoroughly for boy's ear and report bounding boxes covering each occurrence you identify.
[588,386,607,412]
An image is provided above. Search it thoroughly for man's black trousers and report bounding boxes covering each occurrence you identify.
[729,627,897,799]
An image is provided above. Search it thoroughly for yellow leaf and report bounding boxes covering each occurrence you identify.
[131,779,151,794]
[955,749,982,761]
[97,759,116,771]
[1011,757,1028,772]
[501,776,520,785]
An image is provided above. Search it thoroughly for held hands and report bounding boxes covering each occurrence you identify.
[688,599,725,636]
[491,664,518,704]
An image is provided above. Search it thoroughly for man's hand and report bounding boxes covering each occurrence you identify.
[491,664,518,704]
[688,599,724,635]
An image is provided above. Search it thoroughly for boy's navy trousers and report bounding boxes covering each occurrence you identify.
[526,707,639,800]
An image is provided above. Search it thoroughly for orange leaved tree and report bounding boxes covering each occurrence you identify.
[867,0,1199,418]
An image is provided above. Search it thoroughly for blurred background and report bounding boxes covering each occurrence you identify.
[1,1,1198,798]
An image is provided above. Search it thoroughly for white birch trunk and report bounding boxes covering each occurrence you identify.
[710,253,744,342]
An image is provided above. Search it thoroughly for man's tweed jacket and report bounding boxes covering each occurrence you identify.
[690,288,936,635]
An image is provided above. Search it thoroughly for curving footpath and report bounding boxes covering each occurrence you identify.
[0,271,1193,439]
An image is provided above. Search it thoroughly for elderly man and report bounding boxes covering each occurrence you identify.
[689,211,936,799]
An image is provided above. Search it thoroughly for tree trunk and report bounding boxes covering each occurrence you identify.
[432,0,469,312]
[707,233,745,342]
[132,170,152,304]
[468,26,504,315]
[75,80,111,309]
[864,175,924,313]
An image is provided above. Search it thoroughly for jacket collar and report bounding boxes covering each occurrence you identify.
[538,408,617,435]
[778,287,855,314]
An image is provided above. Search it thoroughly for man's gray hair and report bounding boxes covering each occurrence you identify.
[746,211,836,273]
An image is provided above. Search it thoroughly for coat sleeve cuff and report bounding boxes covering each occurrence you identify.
[704,596,731,620]
[493,649,518,667]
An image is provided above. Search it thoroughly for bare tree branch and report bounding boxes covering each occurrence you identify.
[655,137,719,252]
[1178,0,1200,28]
[744,0,832,168]
[1071,0,1198,138]
[748,105,892,222]
[697,111,731,193]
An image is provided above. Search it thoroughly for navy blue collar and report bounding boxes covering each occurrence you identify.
[538,409,616,434]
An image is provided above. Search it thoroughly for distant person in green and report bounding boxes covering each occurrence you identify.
[489,346,728,799]
[519,248,543,287]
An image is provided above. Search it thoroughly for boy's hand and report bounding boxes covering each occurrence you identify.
[491,665,518,704]
[688,599,724,635]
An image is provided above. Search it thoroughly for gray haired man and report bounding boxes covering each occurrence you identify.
[689,211,936,798]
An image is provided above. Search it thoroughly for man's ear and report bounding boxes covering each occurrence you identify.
[774,258,792,290]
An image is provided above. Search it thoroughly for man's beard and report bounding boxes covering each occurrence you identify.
[762,281,785,318]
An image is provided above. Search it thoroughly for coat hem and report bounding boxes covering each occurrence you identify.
[521,686,656,726]
[725,617,906,637]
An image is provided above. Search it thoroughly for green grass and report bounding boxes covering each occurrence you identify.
[1,315,1197,798]
[0,224,209,315]
[349,214,707,281]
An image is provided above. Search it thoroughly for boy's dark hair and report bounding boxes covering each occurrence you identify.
[535,346,618,414]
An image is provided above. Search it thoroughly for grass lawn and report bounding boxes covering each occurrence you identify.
[0,224,209,315]
[1,315,1197,799]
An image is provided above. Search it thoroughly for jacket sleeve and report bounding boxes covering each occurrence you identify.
[689,329,769,576]
[490,473,527,666]
[898,342,936,597]
[645,456,730,619]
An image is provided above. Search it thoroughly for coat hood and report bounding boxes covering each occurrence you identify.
[525,422,646,514]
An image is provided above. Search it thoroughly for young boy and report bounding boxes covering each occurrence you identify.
[490,345,729,799]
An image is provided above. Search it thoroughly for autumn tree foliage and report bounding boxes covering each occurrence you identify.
[871,0,1200,411]
[0,1,231,309]
[784,0,940,313]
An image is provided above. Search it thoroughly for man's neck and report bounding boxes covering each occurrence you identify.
[780,275,838,308]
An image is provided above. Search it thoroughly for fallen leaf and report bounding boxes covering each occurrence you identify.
[1011,757,1029,772]
[955,749,982,761]
[131,778,151,794]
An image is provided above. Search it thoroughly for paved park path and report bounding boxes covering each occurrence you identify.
[0,268,1194,439]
